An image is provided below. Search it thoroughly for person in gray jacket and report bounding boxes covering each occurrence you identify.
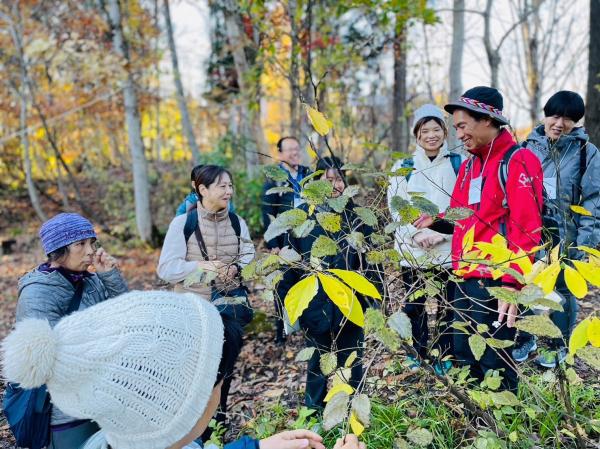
[15,212,128,448]
[512,91,600,367]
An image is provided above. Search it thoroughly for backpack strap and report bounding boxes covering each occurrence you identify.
[228,211,242,253]
[498,143,526,208]
[400,158,415,182]
[184,210,242,258]
[447,152,462,176]
[577,140,588,203]
[65,282,85,315]
[183,209,198,243]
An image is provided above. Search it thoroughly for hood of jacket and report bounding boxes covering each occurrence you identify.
[18,267,73,296]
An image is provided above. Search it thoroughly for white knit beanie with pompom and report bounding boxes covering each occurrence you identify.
[1,290,224,449]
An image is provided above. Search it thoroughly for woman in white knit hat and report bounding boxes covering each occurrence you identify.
[2,291,365,449]
[387,104,464,374]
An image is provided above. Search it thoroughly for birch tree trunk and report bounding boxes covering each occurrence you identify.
[448,0,465,150]
[163,0,201,163]
[106,0,154,243]
[586,0,600,144]
[520,0,542,128]
[391,17,408,154]
[222,0,265,177]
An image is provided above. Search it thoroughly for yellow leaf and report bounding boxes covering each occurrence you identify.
[511,249,533,276]
[307,145,318,160]
[569,318,590,354]
[317,273,364,327]
[533,261,561,294]
[305,104,332,136]
[349,412,365,437]
[462,226,475,252]
[324,383,354,403]
[284,275,319,325]
[572,260,600,288]
[524,259,546,284]
[476,242,512,264]
[327,269,381,299]
[564,266,588,299]
[490,268,505,280]
[588,318,600,347]
[570,205,592,216]
[550,244,561,264]
[577,246,600,260]
[591,256,600,267]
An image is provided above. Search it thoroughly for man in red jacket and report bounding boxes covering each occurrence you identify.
[414,86,544,391]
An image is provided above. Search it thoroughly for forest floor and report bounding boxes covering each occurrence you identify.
[0,193,599,448]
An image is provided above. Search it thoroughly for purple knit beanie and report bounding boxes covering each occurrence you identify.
[39,213,97,255]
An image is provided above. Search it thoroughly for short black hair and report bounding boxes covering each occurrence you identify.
[276,136,299,152]
[47,246,70,263]
[214,315,243,385]
[543,91,585,122]
[190,164,204,182]
[459,108,502,129]
[316,156,343,172]
[413,116,447,138]
[193,165,233,202]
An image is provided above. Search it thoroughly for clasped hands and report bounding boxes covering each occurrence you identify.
[259,430,365,449]
[196,260,238,283]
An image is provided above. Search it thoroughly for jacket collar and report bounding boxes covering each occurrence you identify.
[196,202,229,222]
[414,141,449,163]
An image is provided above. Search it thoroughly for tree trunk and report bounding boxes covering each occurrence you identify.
[586,0,600,144]
[287,0,302,133]
[483,0,501,88]
[448,0,465,150]
[391,17,408,154]
[520,0,542,128]
[20,94,46,221]
[163,0,201,163]
[222,0,265,177]
[106,0,154,243]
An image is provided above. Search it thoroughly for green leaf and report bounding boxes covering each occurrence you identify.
[469,334,487,361]
[311,235,339,258]
[364,308,386,333]
[295,347,316,362]
[515,315,562,338]
[263,165,288,182]
[351,394,371,426]
[388,311,412,339]
[346,231,365,250]
[517,284,545,305]
[264,209,308,242]
[302,180,333,205]
[410,194,439,216]
[278,246,302,264]
[486,287,519,305]
[320,352,338,376]
[265,186,294,195]
[327,195,350,213]
[376,327,401,351]
[241,259,257,281]
[322,391,349,430]
[370,233,388,246]
[293,220,315,238]
[576,345,600,370]
[406,428,434,447]
[477,323,490,334]
[299,170,325,186]
[394,438,410,449]
[485,338,514,349]
[345,350,358,368]
[444,207,474,221]
[390,196,420,224]
[489,391,519,406]
[384,222,402,234]
[344,185,360,197]
[451,321,470,334]
[316,212,342,232]
[354,207,378,227]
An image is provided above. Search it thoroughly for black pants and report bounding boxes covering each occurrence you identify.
[402,268,455,359]
[304,323,364,409]
[453,278,518,391]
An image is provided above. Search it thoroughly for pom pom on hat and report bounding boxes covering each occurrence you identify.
[2,319,57,388]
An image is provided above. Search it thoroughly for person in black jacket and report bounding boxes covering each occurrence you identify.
[281,157,382,409]
[262,136,312,344]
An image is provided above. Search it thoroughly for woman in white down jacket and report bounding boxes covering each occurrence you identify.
[387,104,464,374]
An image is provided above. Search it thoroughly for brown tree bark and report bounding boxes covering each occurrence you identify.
[391,17,408,154]
[586,0,600,144]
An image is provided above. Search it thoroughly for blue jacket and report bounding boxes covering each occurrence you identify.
[224,436,260,449]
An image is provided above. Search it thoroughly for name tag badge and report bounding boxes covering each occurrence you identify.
[543,176,557,200]
[468,176,482,205]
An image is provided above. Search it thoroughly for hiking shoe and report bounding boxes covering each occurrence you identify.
[405,355,421,371]
[433,360,453,376]
[512,337,537,362]
[534,347,567,368]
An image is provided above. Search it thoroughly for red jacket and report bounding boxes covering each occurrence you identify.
[446,129,543,285]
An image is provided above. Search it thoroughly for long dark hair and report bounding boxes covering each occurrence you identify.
[193,165,233,203]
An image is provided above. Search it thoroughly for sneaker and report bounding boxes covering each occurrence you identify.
[511,337,537,362]
[433,360,453,376]
[405,355,421,371]
[534,347,567,368]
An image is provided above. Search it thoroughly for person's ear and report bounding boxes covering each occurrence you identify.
[197,184,208,197]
